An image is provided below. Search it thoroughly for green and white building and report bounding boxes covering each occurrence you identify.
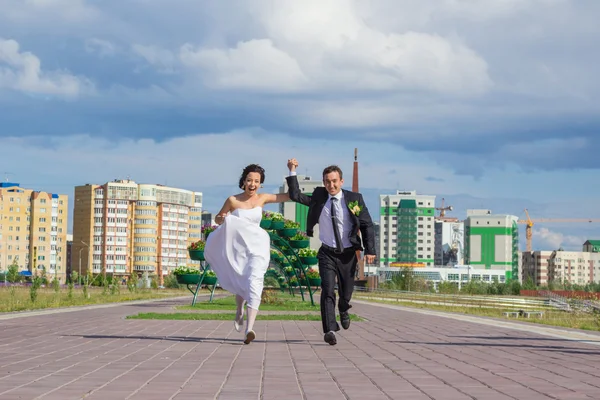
[279,174,323,249]
[464,210,519,281]
[379,191,436,268]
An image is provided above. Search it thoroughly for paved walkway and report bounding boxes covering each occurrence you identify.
[1,296,600,400]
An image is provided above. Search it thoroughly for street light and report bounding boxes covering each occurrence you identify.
[78,241,89,285]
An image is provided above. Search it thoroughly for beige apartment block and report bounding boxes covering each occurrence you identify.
[0,182,69,282]
[72,180,202,284]
[546,250,600,285]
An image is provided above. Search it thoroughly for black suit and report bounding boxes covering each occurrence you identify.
[286,175,375,333]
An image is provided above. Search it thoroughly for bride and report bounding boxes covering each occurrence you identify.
[204,164,290,344]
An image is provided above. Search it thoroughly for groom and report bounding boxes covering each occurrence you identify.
[286,158,376,345]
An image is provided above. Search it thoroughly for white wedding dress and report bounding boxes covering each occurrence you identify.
[204,207,270,310]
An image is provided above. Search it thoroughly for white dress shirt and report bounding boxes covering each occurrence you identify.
[319,191,353,249]
[290,171,352,249]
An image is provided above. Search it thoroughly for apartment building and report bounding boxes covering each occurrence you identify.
[546,250,600,285]
[521,250,552,286]
[279,174,323,249]
[379,191,436,268]
[0,182,68,282]
[72,180,202,283]
[464,210,518,281]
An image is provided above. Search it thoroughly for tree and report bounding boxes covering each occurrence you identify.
[6,260,20,283]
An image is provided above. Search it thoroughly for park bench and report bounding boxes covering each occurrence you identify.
[503,311,520,318]
[523,311,544,318]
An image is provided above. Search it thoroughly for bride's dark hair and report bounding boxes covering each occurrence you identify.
[239,164,266,189]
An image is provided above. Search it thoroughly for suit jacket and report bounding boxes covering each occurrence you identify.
[286,175,376,255]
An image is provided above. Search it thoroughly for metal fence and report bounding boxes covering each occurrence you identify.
[353,286,552,311]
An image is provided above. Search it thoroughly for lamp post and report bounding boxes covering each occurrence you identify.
[78,241,89,285]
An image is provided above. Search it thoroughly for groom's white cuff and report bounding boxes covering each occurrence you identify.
[289,171,297,176]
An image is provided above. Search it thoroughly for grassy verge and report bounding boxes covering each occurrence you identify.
[177,293,319,312]
[127,312,363,321]
[133,292,364,321]
[0,286,199,313]
[357,295,600,331]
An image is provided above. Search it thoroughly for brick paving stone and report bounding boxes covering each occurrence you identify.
[1,295,600,399]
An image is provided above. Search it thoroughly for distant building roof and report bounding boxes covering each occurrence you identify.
[0,182,20,188]
[584,240,600,246]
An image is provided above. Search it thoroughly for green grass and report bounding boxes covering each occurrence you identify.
[127,312,363,321]
[133,292,364,322]
[0,286,198,313]
[358,296,600,331]
[177,294,319,312]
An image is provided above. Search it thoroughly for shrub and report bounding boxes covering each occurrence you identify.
[30,276,42,303]
[161,273,178,289]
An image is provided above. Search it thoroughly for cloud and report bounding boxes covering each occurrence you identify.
[85,38,116,58]
[176,1,491,95]
[180,39,307,91]
[132,44,177,74]
[425,176,445,183]
[0,128,481,212]
[0,38,92,97]
[533,227,586,251]
[0,0,599,178]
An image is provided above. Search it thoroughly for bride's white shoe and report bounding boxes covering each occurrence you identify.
[234,309,244,332]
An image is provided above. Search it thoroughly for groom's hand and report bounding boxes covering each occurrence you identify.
[365,254,376,264]
[287,158,298,172]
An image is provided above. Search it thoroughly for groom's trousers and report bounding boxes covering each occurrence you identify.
[317,245,357,333]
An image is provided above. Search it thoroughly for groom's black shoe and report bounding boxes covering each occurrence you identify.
[340,311,350,330]
[324,331,337,345]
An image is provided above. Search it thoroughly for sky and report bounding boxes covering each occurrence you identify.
[1,0,599,251]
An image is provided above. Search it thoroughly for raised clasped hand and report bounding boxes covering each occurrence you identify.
[287,158,298,171]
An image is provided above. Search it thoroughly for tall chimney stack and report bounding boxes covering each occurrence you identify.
[352,148,365,280]
[352,148,359,193]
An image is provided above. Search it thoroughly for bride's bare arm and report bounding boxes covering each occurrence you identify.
[261,193,290,204]
[215,196,235,225]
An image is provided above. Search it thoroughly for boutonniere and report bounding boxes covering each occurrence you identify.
[348,200,362,216]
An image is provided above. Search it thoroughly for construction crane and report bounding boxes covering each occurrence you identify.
[435,198,453,218]
[518,208,600,252]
